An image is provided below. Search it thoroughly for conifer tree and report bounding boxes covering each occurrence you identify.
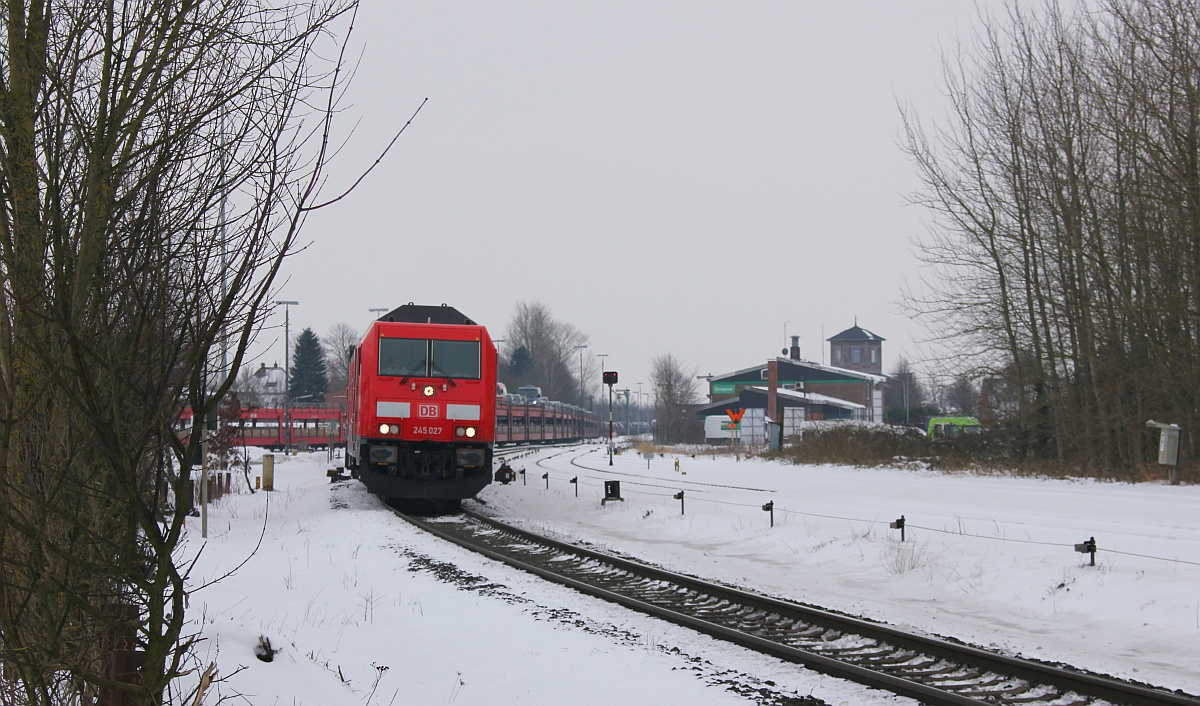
[290,328,329,403]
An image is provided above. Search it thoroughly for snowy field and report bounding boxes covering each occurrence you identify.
[180,443,1200,705]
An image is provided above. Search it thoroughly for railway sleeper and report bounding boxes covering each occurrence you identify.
[920,669,987,685]
[862,649,919,666]
[828,650,902,663]
[626,590,669,604]
[742,621,799,636]
[798,641,877,657]
[945,675,1016,691]
[818,643,888,657]
[945,686,1031,701]
[550,556,592,571]
[890,661,966,678]
[758,629,806,643]
[626,578,664,591]
[695,603,751,619]
[876,656,941,673]
[681,596,728,610]
[782,625,826,640]
[591,576,636,590]
[988,688,1071,705]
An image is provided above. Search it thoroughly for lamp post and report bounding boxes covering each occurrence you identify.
[574,344,588,404]
[637,382,643,436]
[276,300,299,450]
[628,390,633,435]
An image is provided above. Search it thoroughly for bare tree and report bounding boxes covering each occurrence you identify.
[0,1,385,704]
[324,322,360,393]
[942,375,980,417]
[503,302,591,405]
[902,0,1200,474]
[650,354,701,444]
[885,357,931,425]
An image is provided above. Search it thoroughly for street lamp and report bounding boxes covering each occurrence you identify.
[574,345,587,404]
[276,300,299,450]
[596,354,608,413]
[637,382,643,436]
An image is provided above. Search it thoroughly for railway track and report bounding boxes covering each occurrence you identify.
[389,504,1199,706]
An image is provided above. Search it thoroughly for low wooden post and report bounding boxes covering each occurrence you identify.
[263,454,275,491]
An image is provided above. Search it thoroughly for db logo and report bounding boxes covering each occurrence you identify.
[417,404,438,418]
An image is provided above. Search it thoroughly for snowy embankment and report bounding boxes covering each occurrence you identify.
[179,445,1199,705]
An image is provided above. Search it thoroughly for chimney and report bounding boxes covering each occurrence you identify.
[789,335,801,361]
[767,360,779,424]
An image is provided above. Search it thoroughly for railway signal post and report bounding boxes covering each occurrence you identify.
[603,370,618,465]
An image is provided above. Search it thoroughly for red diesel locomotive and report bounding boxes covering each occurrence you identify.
[345,304,498,501]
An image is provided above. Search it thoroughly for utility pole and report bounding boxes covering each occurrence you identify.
[574,344,588,405]
[596,353,608,414]
[276,300,299,451]
[637,382,643,436]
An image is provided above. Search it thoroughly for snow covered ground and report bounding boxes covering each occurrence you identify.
[180,443,1200,705]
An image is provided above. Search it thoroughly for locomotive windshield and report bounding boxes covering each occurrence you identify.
[379,338,427,377]
[378,337,481,380]
[431,340,481,379]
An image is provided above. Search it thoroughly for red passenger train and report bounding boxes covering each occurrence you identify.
[239,405,345,449]
[178,405,345,451]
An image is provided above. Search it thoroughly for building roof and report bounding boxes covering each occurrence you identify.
[695,385,867,417]
[709,357,887,385]
[827,324,885,342]
[747,386,865,410]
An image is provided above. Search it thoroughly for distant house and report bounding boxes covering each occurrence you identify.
[241,362,286,407]
[696,330,888,444]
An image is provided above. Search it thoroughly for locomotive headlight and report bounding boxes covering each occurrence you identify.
[455,427,465,437]
[390,424,400,434]
[422,385,435,397]
[379,423,390,434]
[465,426,477,438]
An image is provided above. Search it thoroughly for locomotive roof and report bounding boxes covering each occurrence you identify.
[376,303,477,325]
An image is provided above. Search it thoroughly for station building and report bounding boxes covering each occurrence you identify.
[695,325,888,445]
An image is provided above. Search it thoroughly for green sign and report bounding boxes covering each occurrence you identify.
[720,421,740,431]
[712,382,736,395]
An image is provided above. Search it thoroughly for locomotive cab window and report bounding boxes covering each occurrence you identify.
[378,337,481,380]
[379,338,427,376]
[431,340,480,380]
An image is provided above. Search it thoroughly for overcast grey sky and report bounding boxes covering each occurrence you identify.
[269,1,981,398]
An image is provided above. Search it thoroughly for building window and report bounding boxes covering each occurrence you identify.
[851,347,862,364]
[833,348,842,363]
[870,347,878,364]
